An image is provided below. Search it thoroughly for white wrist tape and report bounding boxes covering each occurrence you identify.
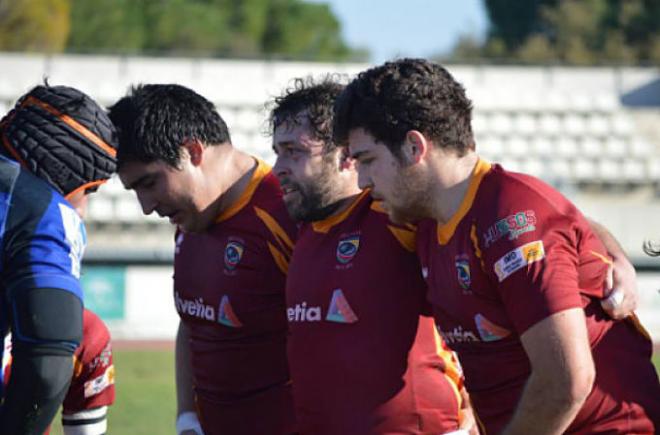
[176,411,204,435]
[606,288,624,307]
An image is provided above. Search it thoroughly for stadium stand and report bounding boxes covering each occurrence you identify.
[0,53,658,263]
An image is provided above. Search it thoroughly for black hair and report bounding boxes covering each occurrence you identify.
[108,84,231,168]
[268,75,345,152]
[334,58,474,157]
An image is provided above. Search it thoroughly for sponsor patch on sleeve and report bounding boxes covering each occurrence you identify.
[84,365,115,398]
[493,240,545,282]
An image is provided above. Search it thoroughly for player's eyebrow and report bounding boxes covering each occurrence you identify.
[124,174,151,190]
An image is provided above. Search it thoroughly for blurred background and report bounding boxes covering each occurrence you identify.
[1,0,658,433]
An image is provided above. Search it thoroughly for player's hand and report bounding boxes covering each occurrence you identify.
[600,257,638,320]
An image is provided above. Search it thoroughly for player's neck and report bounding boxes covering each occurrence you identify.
[428,151,479,225]
[203,147,257,223]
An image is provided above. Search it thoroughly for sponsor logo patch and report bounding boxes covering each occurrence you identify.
[438,325,480,344]
[217,295,243,328]
[224,240,245,270]
[84,365,115,398]
[474,313,511,342]
[493,240,545,282]
[336,235,360,264]
[287,302,322,322]
[326,289,358,323]
[483,210,537,247]
[58,203,86,278]
[174,292,216,321]
[455,255,471,290]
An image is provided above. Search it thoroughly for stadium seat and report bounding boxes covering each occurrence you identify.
[555,136,579,157]
[489,113,514,135]
[611,114,634,135]
[631,138,654,157]
[520,158,545,176]
[580,138,604,157]
[548,158,573,182]
[622,158,647,183]
[563,114,587,136]
[573,159,598,182]
[498,158,522,173]
[585,114,611,136]
[505,136,530,157]
[531,137,554,157]
[539,113,562,135]
[478,136,505,157]
[471,112,489,136]
[513,113,537,135]
[597,159,622,183]
[604,137,628,158]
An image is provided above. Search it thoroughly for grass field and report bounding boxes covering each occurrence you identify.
[51,349,176,435]
[48,349,660,434]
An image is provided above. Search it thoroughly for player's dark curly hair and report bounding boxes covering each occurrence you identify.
[333,58,474,158]
[268,75,345,151]
[108,84,231,168]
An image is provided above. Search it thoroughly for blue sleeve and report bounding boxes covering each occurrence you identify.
[3,178,86,301]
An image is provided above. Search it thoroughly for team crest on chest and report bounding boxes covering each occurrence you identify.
[336,234,360,265]
[224,240,245,271]
[455,255,471,290]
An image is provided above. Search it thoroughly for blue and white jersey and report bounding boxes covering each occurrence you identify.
[0,154,86,395]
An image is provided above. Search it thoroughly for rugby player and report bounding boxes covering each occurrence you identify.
[109,84,297,435]
[334,58,660,434]
[270,77,475,435]
[0,84,117,434]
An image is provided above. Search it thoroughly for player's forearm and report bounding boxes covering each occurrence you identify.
[175,322,196,415]
[502,370,590,435]
[587,218,627,261]
[0,351,73,434]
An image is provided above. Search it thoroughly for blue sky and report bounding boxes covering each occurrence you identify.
[307,0,489,63]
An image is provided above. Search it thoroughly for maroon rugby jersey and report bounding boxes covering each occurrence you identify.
[173,159,297,435]
[287,190,464,435]
[417,159,660,434]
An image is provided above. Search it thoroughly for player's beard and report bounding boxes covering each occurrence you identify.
[284,154,344,222]
[384,163,434,225]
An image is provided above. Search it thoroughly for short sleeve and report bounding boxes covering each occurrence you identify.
[4,190,86,300]
[63,310,115,413]
[476,183,595,334]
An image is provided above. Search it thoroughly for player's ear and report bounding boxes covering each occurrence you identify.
[182,139,204,166]
[338,146,355,172]
[401,130,428,165]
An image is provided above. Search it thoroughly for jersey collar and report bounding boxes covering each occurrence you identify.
[436,158,491,245]
[215,158,270,223]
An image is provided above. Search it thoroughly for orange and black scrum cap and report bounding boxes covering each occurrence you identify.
[0,85,118,198]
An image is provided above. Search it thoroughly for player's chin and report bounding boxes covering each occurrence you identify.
[388,206,415,225]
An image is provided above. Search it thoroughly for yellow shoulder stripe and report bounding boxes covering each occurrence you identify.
[267,241,289,275]
[254,206,294,253]
[216,158,270,223]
